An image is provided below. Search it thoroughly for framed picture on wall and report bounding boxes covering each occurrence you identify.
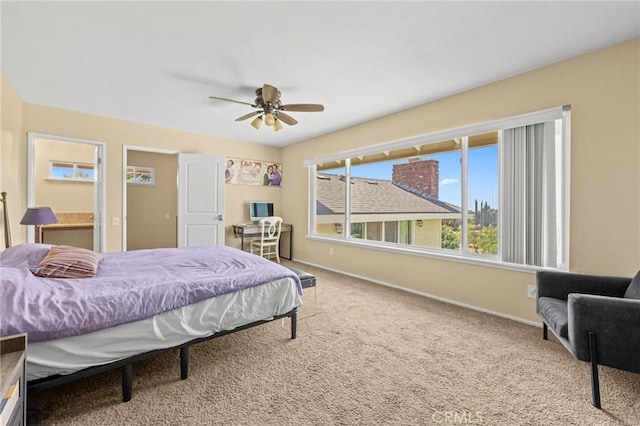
[226,158,282,187]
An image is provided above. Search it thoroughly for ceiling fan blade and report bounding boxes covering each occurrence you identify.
[262,84,279,104]
[275,112,298,126]
[209,96,255,107]
[235,111,261,122]
[280,103,325,112]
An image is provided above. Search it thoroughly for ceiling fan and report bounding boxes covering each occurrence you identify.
[209,84,324,131]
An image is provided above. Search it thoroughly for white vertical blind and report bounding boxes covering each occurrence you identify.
[542,122,558,267]
[501,121,557,267]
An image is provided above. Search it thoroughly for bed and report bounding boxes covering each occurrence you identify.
[0,242,303,401]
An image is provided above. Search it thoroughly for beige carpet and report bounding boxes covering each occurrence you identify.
[28,262,640,425]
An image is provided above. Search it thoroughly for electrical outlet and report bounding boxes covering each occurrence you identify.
[329,247,334,255]
[527,285,537,299]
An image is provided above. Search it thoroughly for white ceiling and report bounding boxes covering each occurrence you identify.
[2,1,639,147]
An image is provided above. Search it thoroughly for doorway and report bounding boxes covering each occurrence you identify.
[27,133,106,251]
[123,147,226,250]
[123,146,179,251]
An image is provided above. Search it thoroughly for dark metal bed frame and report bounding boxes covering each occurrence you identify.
[28,308,297,402]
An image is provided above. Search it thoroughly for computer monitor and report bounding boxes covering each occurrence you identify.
[249,201,274,222]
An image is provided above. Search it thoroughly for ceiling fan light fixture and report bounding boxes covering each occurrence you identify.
[250,116,262,130]
[210,84,324,132]
[264,112,275,127]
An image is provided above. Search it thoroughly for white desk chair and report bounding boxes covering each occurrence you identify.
[250,216,283,263]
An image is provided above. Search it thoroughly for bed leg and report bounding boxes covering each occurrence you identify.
[291,310,297,339]
[180,346,189,380]
[122,364,133,402]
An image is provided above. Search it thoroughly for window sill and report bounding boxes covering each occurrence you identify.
[306,234,556,274]
[45,178,93,183]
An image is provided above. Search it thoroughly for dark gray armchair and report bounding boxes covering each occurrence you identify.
[536,270,640,408]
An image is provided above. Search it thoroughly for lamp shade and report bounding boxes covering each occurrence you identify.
[264,113,275,126]
[20,207,58,226]
[251,116,263,130]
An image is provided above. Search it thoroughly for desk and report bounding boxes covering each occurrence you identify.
[233,223,292,260]
[39,223,94,242]
[37,223,94,250]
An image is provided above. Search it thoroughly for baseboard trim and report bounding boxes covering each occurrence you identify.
[292,258,542,328]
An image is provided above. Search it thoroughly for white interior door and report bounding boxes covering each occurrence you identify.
[177,154,225,246]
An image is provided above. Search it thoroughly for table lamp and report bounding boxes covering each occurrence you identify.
[20,207,58,243]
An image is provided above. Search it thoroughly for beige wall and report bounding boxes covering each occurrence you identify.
[9,102,283,252]
[2,39,638,323]
[0,73,25,248]
[126,150,178,250]
[282,39,640,323]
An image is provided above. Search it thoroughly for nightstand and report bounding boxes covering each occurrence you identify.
[0,334,26,426]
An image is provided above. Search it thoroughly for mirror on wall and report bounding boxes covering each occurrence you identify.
[27,133,105,251]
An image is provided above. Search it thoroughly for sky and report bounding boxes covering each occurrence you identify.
[325,145,498,208]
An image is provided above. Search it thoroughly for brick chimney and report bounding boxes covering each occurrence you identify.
[392,158,439,199]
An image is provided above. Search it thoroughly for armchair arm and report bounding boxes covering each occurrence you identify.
[568,294,640,373]
[536,270,630,301]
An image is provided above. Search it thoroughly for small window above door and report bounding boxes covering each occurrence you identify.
[126,166,155,185]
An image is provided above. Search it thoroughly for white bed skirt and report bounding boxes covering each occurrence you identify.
[28,277,302,380]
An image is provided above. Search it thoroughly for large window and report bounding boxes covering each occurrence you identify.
[307,107,569,270]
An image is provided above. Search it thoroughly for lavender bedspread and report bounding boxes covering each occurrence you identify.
[0,244,301,343]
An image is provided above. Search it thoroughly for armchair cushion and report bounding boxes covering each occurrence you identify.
[537,297,568,339]
[624,271,640,300]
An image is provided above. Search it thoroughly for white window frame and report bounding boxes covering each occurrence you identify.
[306,106,570,273]
[48,160,95,182]
[126,165,155,185]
